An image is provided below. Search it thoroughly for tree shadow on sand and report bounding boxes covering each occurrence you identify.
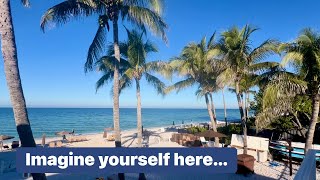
[121,129,162,147]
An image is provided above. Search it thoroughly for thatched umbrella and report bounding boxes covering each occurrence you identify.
[0,135,14,141]
[195,130,227,138]
[55,131,72,136]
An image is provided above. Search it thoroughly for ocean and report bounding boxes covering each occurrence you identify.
[0,108,241,139]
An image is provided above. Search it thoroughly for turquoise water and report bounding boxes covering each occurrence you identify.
[0,108,241,139]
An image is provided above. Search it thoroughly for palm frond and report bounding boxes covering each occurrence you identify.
[119,75,133,94]
[96,72,113,92]
[281,52,303,67]
[21,0,30,7]
[123,0,164,15]
[249,61,280,72]
[85,25,107,72]
[122,5,168,43]
[256,98,293,130]
[249,39,279,63]
[40,0,98,31]
[145,61,172,79]
[145,73,166,95]
[217,68,235,87]
[207,31,216,49]
[165,78,195,94]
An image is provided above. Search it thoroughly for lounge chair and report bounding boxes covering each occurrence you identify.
[48,141,55,148]
[207,141,215,147]
[200,137,208,147]
[56,141,63,147]
[107,135,115,141]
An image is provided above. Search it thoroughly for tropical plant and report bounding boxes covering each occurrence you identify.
[96,29,166,147]
[0,0,46,179]
[255,72,307,135]
[279,28,320,152]
[40,0,168,151]
[217,25,278,154]
[166,34,223,146]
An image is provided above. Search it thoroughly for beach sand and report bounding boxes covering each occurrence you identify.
[1,123,319,180]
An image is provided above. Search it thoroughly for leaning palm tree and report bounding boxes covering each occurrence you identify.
[280,28,320,152]
[166,35,222,146]
[40,0,167,149]
[96,29,166,147]
[0,0,46,179]
[221,88,228,126]
[217,25,278,154]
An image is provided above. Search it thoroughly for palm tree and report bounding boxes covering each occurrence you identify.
[221,88,228,126]
[280,28,320,152]
[0,0,46,179]
[166,35,223,146]
[217,25,278,154]
[96,29,166,147]
[40,0,167,149]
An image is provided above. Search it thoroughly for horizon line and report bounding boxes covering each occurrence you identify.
[0,106,239,110]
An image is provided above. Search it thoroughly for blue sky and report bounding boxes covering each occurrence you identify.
[1,0,320,108]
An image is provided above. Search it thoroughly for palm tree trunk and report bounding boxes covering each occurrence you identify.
[209,93,217,124]
[205,93,219,147]
[112,17,125,180]
[112,19,121,148]
[235,81,248,154]
[305,94,320,153]
[136,79,142,147]
[0,0,46,179]
[245,91,250,120]
[222,88,227,127]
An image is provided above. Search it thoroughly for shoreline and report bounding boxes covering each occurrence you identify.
[34,120,240,146]
[2,120,237,145]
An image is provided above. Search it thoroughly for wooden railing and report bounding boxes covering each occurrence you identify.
[294,149,317,180]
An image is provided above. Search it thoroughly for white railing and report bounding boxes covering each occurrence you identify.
[294,149,317,180]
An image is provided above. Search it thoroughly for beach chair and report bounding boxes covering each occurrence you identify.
[56,141,63,147]
[11,141,19,149]
[107,135,115,141]
[200,137,208,147]
[48,141,55,148]
[207,141,215,147]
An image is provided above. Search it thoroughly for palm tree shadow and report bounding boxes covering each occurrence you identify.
[121,133,138,147]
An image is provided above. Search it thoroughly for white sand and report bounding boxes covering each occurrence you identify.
[1,125,319,179]
[33,126,183,148]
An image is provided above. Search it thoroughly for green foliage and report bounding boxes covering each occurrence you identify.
[251,90,263,115]
[217,124,242,136]
[186,126,207,134]
[268,116,295,131]
[40,0,168,72]
[217,124,242,145]
[292,95,312,115]
[95,29,166,94]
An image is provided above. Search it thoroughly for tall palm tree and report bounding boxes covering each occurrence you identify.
[166,35,222,146]
[221,88,228,126]
[0,0,46,179]
[217,25,278,154]
[280,28,320,152]
[96,29,166,147]
[40,0,167,149]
